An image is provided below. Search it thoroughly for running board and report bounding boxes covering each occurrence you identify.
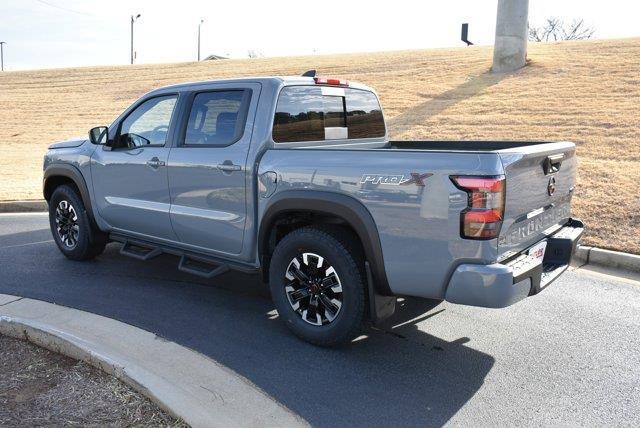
[178,255,229,279]
[120,241,162,261]
[109,233,258,279]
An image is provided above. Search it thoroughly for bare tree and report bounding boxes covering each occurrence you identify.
[529,18,595,42]
[247,49,264,59]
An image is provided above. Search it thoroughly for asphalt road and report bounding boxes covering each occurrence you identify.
[1,213,639,427]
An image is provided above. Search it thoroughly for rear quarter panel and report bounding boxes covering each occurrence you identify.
[258,148,504,299]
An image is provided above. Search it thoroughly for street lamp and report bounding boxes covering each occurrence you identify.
[0,42,6,72]
[197,19,205,61]
[130,14,141,64]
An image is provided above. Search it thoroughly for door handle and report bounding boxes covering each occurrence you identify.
[146,157,165,169]
[217,162,241,173]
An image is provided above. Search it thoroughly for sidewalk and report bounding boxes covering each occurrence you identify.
[0,294,305,428]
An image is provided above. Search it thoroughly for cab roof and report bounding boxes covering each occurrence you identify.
[148,76,374,95]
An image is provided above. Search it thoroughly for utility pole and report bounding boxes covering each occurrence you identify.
[130,14,141,64]
[492,0,529,73]
[197,19,204,61]
[0,42,6,71]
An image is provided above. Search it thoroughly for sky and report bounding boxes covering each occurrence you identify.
[1,0,639,70]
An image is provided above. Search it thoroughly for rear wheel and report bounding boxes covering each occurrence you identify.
[49,185,107,261]
[269,226,365,346]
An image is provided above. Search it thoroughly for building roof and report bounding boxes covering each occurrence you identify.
[202,54,228,61]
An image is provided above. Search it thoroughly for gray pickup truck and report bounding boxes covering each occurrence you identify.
[43,73,584,346]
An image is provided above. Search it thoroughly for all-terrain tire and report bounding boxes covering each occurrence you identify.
[48,185,107,261]
[269,226,366,347]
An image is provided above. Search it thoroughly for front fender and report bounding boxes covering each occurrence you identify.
[43,163,97,226]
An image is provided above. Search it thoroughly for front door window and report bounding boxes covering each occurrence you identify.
[117,95,177,149]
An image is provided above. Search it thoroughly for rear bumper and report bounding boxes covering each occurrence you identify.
[444,218,584,308]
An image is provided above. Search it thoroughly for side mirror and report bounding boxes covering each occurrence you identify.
[89,126,108,145]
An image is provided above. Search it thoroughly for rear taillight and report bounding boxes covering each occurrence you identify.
[314,76,349,86]
[451,175,505,240]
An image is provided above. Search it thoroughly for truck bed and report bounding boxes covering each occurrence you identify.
[260,139,577,299]
[388,140,559,151]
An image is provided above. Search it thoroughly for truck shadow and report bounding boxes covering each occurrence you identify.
[386,70,507,136]
[0,237,495,427]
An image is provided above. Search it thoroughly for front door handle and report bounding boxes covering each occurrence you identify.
[217,161,241,173]
[146,157,165,169]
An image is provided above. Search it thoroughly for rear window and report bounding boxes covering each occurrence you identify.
[272,86,385,143]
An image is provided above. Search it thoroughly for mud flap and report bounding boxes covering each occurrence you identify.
[365,261,396,323]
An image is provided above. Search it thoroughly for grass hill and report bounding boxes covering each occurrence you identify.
[1,38,638,253]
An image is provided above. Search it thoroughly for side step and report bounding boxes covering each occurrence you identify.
[178,255,229,279]
[120,241,162,261]
[111,234,257,280]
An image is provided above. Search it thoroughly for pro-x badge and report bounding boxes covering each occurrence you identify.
[360,173,433,187]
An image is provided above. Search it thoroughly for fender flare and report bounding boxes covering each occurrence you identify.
[43,164,97,225]
[259,190,393,296]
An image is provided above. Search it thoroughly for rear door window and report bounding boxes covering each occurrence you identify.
[183,90,250,147]
[272,86,385,143]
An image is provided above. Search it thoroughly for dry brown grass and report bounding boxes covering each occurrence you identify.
[0,335,186,426]
[0,38,638,253]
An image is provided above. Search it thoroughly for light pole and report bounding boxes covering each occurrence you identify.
[0,42,6,71]
[130,14,141,64]
[197,19,204,61]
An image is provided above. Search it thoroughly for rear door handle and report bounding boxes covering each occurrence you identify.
[146,157,166,169]
[217,162,241,173]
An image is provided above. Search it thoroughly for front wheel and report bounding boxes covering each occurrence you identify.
[49,185,107,261]
[269,226,365,347]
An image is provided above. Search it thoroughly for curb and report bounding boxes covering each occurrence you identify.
[572,246,640,273]
[0,200,48,213]
[0,295,306,428]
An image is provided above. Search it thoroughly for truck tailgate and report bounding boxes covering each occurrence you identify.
[497,142,577,260]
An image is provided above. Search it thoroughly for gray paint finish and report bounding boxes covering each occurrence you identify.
[497,142,576,259]
[258,148,503,299]
[42,75,581,308]
[167,82,262,256]
[445,263,532,308]
[91,145,177,241]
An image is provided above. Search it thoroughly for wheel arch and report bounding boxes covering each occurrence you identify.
[259,190,393,296]
[43,164,97,226]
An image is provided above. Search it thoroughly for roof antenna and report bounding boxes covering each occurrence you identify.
[301,69,316,77]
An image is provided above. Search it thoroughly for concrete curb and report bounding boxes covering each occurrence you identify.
[572,246,640,273]
[0,295,306,428]
[0,200,48,213]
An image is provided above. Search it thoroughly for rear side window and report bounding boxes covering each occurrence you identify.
[272,86,385,143]
[183,90,250,146]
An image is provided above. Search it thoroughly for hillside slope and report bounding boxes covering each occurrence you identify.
[0,38,638,253]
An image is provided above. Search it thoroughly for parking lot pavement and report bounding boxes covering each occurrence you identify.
[1,213,639,427]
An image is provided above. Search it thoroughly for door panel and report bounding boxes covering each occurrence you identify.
[91,94,179,241]
[168,85,259,255]
[168,145,247,253]
[91,147,176,239]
